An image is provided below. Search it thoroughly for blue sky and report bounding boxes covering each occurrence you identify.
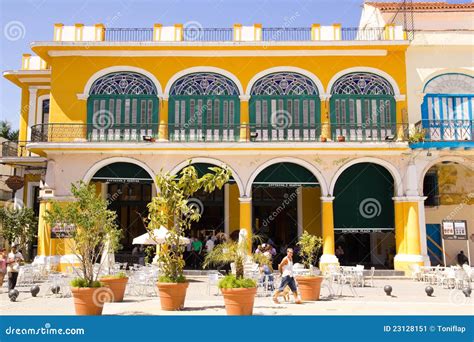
[0,0,467,129]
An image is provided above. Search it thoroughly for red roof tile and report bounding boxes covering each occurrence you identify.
[366,2,474,11]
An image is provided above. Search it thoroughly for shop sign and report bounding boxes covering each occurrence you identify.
[51,223,76,238]
[442,220,467,240]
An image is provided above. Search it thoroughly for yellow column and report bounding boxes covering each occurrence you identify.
[396,99,407,140]
[19,87,30,142]
[37,200,51,257]
[239,197,252,252]
[320,95,330,140]
[319,196,339,272]
[394,197,424,274]
[405,202,422,255]
[393,198,406,255]
[239,96,250,142]
[159,98,169,141]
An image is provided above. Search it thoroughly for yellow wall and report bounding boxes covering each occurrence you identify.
[48,48,408,125]
[228,183,240,235]
[302,187,322,237]
[17,88,50,147]
[18,87,29,142]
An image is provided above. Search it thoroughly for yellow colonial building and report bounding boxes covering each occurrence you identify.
[2,2,473,273]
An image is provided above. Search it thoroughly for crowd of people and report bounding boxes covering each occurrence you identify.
[184,232,227,269]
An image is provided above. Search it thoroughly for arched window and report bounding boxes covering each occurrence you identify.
[250,72,320,141]
[422,73,474,141]
[169,73,240,142]
[87,72,159,141]
[330,72,395,141]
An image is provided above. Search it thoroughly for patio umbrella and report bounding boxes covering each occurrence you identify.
[132,226,190,245]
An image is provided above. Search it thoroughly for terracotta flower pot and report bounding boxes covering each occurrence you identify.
[221,287,257,316]
[337,136,345,142]
[99,277,128,302]
[320,136,327,142]
[296,276,323,301]
[156,282,189,311]
[70,287,113,315]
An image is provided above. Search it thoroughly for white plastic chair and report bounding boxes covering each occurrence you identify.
[207,271,223,296]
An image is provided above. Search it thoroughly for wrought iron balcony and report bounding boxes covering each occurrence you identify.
[30,123,159,143]
[168,124,240,142]
[250,123,408,142]
[102,27,392,42]
[30,123,409,143]
[1,141,31,157]
[415,120,474,142]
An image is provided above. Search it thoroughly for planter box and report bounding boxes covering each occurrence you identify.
[99,277,128,302]
[221,287,257,315]
[295,276,323,301]
[70,287,113,315]
[156,282,189,311]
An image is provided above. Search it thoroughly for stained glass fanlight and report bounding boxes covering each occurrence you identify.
[331,72,394,95]
[250,72,319,96]
[90,72,158,95]
[169,72,240,96]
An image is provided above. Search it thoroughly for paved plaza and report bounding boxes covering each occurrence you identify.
[1,278,472,316]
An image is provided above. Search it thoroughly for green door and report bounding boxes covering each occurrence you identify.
[330,95,395,141]
[87,95,158,141]
[169,95,240,142]
[250,96,320,141]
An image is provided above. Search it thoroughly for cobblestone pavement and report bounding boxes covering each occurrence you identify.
[1,278,472,315]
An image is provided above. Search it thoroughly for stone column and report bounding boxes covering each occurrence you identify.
[319,196,339,271]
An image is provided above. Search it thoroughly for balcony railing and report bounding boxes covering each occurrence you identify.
[30,123,409,143]
[183,28,233,42]
[169,124,240,142]
[104,28,153,42]
[31,123,158,143]
[251,123,408,142]
[1,141,31,157]
[101,26,399,42]
[416,120,474,142]
[262,28,311,41]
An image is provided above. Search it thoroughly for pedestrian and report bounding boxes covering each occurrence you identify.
[273,248,301,304]
[205,236,214,253]
[192,237,203,269]
[335,245,345,265]
[457,250,469,265]
[7,244,24,290]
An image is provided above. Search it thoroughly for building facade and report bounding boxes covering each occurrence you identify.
[2,2,473,273]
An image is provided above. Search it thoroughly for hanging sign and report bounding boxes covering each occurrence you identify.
[51,223,76,238]
[442,220,467,240]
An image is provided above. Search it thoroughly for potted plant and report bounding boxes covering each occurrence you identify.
[44,182,120,315]
[147,164,231,311]
[295,230,323,301]
[337,135,345,142]
[408,127,426,143]
[203,234,258,315]
[99,271,128,302]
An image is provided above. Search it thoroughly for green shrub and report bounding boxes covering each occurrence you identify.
[158,275,187,283]
[218,275,256,289]
[100,271,128,279]
[70,277,103,288]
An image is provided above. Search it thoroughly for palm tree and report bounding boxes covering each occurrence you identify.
[0,120,19,141]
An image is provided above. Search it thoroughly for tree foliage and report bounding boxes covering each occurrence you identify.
[0,206,37,260]
[44,182,120,287]
[297,230,323,269]
[0,120,19,141]
[147,164,231,283]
